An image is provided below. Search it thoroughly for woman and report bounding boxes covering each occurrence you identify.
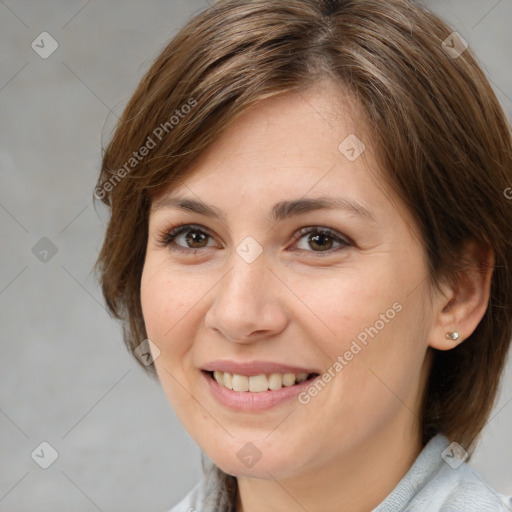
[94,0,512,510]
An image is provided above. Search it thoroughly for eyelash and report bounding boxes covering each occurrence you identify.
[155,223,353,257]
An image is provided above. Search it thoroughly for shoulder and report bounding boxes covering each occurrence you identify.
[166,480,207,512]
[375,435,509,512]
[428,462,507,512]
[165,463,236,512]
[166,469,232,512]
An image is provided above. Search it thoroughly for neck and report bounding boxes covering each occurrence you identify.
[235,414,423,512]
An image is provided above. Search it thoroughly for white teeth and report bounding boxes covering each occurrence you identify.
[211,371,311,392]
[213,371,224,386]
[223,372,233,390]
[268,373,283,390]
[249,374,268,392]
[296,372,308,383]
[232,374,249,392]
[282,373,296,386]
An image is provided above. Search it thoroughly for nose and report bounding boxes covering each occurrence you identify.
[204,252,289,344]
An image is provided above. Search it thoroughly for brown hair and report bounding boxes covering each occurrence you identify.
[94,0,512,484]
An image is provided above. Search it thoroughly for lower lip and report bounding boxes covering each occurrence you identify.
[200,370,320,411]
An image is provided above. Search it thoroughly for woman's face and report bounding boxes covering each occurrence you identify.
[141,80,438,480]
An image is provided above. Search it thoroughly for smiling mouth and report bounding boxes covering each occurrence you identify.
[204,370,320,392]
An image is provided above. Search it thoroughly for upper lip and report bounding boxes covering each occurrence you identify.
[201,360,318,376]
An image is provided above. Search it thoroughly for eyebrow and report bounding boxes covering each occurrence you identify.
[151,196,377,224]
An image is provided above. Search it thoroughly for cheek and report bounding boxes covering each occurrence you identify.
[285,263,402,356]
[140,258,191,340]
[140,257,211,386]
[140,260,200,414]
[292,252,430,404]
[140,267,166,340]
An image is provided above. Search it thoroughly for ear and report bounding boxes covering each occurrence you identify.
[428,241,494,351]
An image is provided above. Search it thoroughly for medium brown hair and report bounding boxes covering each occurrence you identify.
[95,0,512,462]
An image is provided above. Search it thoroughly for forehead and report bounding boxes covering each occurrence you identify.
[151,79,405,227]
[158,82,365,180]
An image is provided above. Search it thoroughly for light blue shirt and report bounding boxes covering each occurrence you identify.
[168,434,510,511]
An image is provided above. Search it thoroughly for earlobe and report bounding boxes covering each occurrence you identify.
[428,242,494,351]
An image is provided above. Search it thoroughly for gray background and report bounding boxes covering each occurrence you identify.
[1,1,511,511]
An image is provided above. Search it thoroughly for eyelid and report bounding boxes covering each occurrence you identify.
[155,223,219,250]
[291,226,354,248]
[155,223,353,255]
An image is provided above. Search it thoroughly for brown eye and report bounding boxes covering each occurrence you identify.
[292,227,352,254]
[156,224,217,253]
[183,230,209,248]
[308,232,334,251]
[157,224,352,256]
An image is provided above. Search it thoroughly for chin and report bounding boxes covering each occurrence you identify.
[212,455,294,480]
[201,435,307,481]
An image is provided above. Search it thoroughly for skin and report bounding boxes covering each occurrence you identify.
[140,79,493,512]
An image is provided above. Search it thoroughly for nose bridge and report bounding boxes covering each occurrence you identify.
[205,245,287,342]
[221,247,271,309]
[219,230,270,294]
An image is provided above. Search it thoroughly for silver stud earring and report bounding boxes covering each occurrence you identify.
[445,331,459,341]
